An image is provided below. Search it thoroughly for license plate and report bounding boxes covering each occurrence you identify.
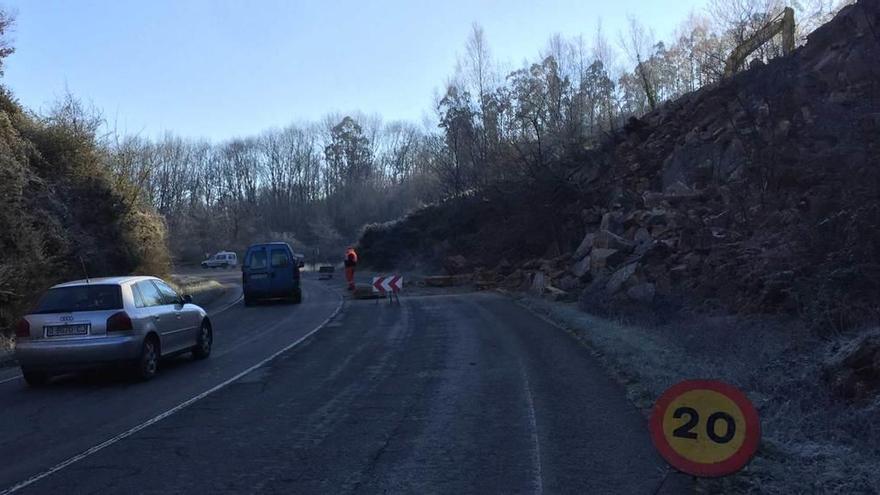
[45,324,90,337]
[250,273,268,279]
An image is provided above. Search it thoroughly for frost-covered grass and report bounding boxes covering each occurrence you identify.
[514,295,880,494]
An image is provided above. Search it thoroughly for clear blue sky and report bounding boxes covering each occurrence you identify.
[1,0,707,141]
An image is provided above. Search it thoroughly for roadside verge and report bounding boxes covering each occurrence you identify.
[510,292,880,494]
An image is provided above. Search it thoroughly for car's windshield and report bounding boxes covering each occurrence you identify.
[33,285,122,314]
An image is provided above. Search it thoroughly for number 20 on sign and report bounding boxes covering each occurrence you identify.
[649,380,761,477]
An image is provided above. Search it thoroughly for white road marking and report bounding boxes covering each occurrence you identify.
[0,375,20,385]
[521,364,544,495]
[0,291,343,495]
[209,292,243,316]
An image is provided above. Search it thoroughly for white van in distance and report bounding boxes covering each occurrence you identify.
[201,251,238,269]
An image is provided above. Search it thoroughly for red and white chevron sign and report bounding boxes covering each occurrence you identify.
[372,275,403,293]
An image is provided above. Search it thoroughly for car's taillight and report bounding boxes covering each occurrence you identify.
[106,311,133,332]
[15,319,30,338]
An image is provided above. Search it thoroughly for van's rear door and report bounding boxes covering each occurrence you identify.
[268,246,294,295]
[245,247,271,293]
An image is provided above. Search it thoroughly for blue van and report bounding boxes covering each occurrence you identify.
[242,242,302,306]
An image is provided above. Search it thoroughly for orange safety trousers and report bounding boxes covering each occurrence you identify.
[345,266,355,288]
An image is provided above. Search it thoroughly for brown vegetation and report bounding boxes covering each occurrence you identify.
[0,91,170,343]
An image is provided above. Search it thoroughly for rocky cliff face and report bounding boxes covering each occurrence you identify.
[550,0,880,327]
[362,1,880,329]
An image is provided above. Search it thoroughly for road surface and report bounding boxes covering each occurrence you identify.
[0,270,689,494]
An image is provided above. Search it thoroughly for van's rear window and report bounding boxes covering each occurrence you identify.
[34,285,123,314]
[247,249,267,269]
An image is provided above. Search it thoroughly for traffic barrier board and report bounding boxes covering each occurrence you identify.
[372,275,402,293]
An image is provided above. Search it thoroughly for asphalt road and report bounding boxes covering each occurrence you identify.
[0,270,689,494]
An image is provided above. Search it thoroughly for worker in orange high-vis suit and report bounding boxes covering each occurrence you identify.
[344,247,358,291]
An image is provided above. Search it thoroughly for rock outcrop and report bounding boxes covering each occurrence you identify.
[360,1,880,330]
[559,1,880,324]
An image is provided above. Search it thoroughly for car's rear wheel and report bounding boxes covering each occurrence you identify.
[244,293,254,306]
[193,321,212,360]
[290,288,302,304]
[21,369,49,387]
[134,337,159,380]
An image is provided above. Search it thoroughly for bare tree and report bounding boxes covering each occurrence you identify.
[593,20,620,131]
[0,10,14,75]
[462,23,494,110]
[620,15,659,111]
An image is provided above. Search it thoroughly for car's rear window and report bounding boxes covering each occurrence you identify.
[33,285,123,314]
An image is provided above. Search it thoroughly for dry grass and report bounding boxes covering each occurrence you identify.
[169,276,226,307]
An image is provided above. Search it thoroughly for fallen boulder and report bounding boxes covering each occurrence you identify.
[606,262,638,294]
[558,274,580,291]
[825,331,880,400]
[634,227,652,246]
[626,283,656,303]
[590,248,627,276]
[573,233,596,259]
[502,270,526,289]
[444,255,469,275]
[544,285,574,302]
[600,211,625,234]
[572,255,591,278]
[593,230,636,253]
[530,271,547,294]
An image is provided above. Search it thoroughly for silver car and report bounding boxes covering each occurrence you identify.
[14,276,213,386]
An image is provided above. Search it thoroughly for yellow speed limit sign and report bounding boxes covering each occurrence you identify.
[650,380,760,477]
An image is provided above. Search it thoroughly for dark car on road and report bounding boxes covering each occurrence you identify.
[242,242,302,306]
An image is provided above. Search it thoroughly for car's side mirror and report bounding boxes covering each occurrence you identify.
[182,294,193,304]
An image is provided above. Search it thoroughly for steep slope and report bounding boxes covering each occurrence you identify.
[0,90,170,345]
[570,0,880,326]
[361,1,880,330]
